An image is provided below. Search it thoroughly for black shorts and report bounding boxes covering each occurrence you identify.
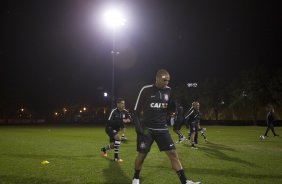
[136,129,175,153]
[105,127,118,142]
[189,122,197,133]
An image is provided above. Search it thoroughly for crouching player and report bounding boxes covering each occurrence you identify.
[101,98,132,163]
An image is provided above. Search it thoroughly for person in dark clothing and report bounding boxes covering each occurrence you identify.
[173,103,188,143]
[264,107,279,137]
[101,98,132,163]
[185,101,201,149]
[186,102,207,144]
[132,69,201,184]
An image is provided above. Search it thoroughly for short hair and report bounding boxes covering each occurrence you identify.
[192,101,200,106]
[156,69,169,78]
[116,98,125,103]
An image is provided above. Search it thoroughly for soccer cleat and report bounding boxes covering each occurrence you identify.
[191,145,198,150]
[186,180,201,184]
[101,147,107,157]
[121,137,127,141]
[132,178,140,184]
[176,136,185,143]
[114,158,123,163]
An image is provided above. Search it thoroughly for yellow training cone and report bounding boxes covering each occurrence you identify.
[41,160,50,165]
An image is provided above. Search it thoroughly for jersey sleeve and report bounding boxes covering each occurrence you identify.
[133,86,146,134]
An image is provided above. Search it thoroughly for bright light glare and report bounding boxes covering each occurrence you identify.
[104,92,108,97]
[104,8,126,29]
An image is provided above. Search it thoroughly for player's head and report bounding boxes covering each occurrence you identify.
[267,104,274,113]
[155,69,170,89]
[116,98,125,110]
[192,101,200,110]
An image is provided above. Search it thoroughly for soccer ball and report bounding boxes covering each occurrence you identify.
[259,135,265,140]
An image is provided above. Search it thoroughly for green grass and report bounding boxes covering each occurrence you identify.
[0,125,281,184]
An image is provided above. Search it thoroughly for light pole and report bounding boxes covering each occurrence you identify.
[104,8,126,109]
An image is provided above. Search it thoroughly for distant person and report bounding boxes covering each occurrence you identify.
[132,69,201,184]
[185,101,201,149]
[264,106,279,137]
[101,98,132,163]
[173,103,187,143]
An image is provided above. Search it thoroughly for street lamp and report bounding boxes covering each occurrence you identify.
[103,7,126,109]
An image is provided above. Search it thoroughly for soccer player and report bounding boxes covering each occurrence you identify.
[173,103,187,143]
[101,98,132,163]
[185,101,201,149]
[264,106,279,137]
[132,69,201,184]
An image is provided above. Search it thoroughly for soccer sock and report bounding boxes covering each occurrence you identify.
[176,169,187,184]
[201,131,206,139]
[179,133,183,139]
[122,134,125,139]
[106,144,111,150]
[133,169,140,179]
[114,140,121,159]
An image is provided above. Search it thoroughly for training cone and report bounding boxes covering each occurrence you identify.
[41,160,50,165]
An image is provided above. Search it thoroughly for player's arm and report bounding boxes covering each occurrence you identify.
[133,87,146,134]
[123,110,132,123]
[184,107,194,120]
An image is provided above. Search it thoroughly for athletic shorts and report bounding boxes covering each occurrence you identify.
[136,129,175,153]
[105,127,118,142]
[189,122,198,133]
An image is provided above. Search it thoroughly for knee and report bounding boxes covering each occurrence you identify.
[168,150,178,160]
[115,134,121,141]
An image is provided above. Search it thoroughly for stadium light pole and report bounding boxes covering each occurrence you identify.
[103,8,126,110]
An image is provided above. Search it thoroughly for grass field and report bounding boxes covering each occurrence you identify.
[0,125,281,184]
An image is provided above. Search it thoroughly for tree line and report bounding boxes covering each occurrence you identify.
[174,66,282,121]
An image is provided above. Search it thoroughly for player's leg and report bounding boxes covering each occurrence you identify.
[269,124,279,136]
[113,133,123,162]
[121,127,127,141]
[264,126,270,136]
[132,133,153,184]
[190,123,197,149]
[155,130,200,184]
[101,127,115,157]
[173,121,185,143]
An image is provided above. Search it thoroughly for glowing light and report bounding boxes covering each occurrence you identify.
[104,92,108,97]
[104,8,126,29]
[63,108,67,113]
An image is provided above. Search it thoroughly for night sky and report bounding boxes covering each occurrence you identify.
[1,0,282,112]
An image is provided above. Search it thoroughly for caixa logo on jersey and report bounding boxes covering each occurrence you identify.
[150,103,168,109]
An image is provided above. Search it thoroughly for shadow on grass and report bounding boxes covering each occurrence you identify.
[0,174,70,184]
[189,167,282,179]
[1,153,94,160]
[102,158,131,184]
[187,141,258,167]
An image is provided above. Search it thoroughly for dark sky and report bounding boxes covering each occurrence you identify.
[1,0,282,111]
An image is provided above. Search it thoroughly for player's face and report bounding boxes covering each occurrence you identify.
[156,73,170,89]
[117,101,125,110]
[193,102,200,110]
